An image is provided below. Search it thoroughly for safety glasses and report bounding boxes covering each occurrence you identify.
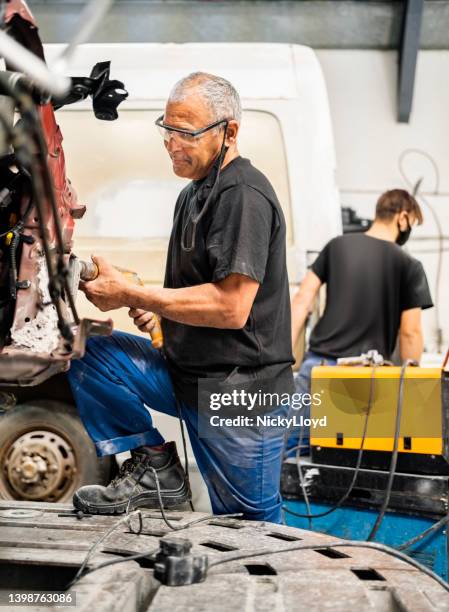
[155,114,227,144]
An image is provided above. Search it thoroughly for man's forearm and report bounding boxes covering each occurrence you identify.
[290,272,321,347]
[399,331,423,363]
[291,302,309,347]
[124,282,239,328]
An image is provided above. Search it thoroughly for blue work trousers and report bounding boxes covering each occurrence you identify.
[67,331,288,523]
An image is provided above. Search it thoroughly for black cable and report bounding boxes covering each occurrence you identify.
[66,510,143,589]
[8,229,20,298]
[398,148,444,353]
[295,420,312,529]
[69,546,160,586]
[69,534,449,593]
[0,196,34,239]
[0,167,34,239]
[0,112,31,239]
[125,464,149,518]
[396,514,449,551]
[33,126,80,326]
[67,415,237,589]
[1,79,75,342]
[180,124,228,252]
[18,97,80,329]
[174,396,195,511]
[207,539,449,593]
[66,466,241,590]
[282,364,377,520]
[4,75,79,335]
[127,508,143,535]
[149,466,241,531]
[68,507,241,589]
[14,126,72,339]
[283,441,306,458]
[367,360,413,541]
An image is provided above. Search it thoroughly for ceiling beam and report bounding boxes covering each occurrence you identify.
[25,1,449,50]
[397,0,424,123]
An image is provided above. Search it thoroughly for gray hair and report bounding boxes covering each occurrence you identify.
[168,72,242,124]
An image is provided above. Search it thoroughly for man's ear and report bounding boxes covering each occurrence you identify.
[225,120,239,146]
[397,210,409,230]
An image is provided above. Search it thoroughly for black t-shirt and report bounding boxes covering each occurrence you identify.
[309,233,433,360]
[162,156,294,407]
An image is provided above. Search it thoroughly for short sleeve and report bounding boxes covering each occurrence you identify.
[310,241,331,283]
[206,184,274,283]
[400,258,433,311]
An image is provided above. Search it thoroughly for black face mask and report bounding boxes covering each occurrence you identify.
[396,219,412,246]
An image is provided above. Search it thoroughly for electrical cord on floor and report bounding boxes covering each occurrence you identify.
[66,470,183,588]
[396,514,449,551]
[68,547,160,586]
[66,510,143,589]
[66,466,242,590]
[207,539,449,593]
[149,466,242,531]
[69,531,449,593]
[367,360,414,541]
[295,423,312,529]
[282,364,377,520]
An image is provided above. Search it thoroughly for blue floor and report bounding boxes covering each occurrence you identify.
[283,499,448,581]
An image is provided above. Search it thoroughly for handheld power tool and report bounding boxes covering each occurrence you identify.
[78,260,164,349]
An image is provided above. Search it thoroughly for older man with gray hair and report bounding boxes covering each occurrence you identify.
[68,72,294,523]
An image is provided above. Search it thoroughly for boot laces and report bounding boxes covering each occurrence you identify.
[110,457,141,487]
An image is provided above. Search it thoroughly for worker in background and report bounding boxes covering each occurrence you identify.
[288,189,433,453]
[68,72,294,522]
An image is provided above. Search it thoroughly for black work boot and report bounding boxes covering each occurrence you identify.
[73,441,191,515]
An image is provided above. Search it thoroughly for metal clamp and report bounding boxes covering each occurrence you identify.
[337,350,389,367]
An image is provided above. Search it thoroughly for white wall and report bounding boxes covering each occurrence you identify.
[316,50,449,355]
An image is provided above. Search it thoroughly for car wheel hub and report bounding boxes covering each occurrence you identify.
[3,430,77,501]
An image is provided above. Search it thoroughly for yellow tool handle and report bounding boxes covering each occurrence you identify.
[78,259,164,349]
[114,267,164,349]
[150,317,164,349]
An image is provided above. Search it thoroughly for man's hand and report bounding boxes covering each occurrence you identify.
[81,255,131,312]
[129,308,159,334]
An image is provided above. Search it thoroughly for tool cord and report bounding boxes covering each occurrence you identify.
[208,539,449,593]
[282,364,377,520]
[367,360,413,541]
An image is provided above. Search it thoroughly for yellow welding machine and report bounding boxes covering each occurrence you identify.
[309,366,449,474]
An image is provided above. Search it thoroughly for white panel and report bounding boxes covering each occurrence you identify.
[45,43,300,100]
